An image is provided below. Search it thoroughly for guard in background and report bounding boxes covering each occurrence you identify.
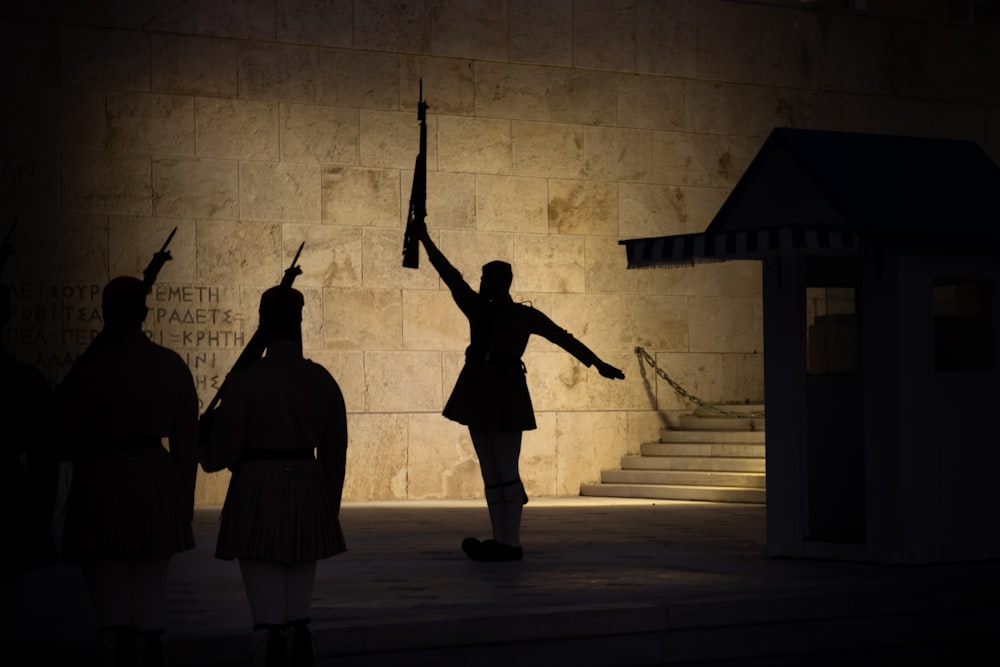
[0,283,59,666]
[56,276,199,667]
[200,286,348,667]
[414,222,625,562]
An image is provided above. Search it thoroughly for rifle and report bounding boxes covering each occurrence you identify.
[0,219,16,280]
[401,80,428,269]
[142,226,176,295]
[56,227,176,391]
[199,242,304,442]
[92,227,176,346]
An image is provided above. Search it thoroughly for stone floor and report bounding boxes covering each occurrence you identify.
[18,497,1000,666]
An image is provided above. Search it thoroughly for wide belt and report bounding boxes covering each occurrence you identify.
[466,351,526,372]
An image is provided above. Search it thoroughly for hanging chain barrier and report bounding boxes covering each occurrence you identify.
[634,346,765,419]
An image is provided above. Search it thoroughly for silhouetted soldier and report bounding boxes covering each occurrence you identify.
[414,222,625,562]
[56,276,199,667]
[200,286,348,667]
[0,284,59,665]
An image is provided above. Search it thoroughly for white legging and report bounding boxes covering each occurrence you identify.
[238,559,316,627]
[469,428,525,547]
[79,557,170,632]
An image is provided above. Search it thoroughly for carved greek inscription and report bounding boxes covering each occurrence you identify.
[3,282,246,397]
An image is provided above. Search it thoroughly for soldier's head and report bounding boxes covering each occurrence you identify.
[259,286,304,345]
[102,276,148,330]
[480,260,512,300]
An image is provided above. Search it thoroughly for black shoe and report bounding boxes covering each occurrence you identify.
[135,629,165,667]
[496,544,524,561]
[480,540,523,562]
[464,537,524,562]
[286,619,314,667]
[252,624,287,667]
[461,537,483,559]
[98,626,135,667]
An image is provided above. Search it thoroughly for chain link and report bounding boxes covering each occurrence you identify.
[634,346,765,419]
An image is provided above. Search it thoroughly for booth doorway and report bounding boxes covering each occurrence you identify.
[804,256,865,543]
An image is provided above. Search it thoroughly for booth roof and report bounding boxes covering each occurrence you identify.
[621,127,1000,268]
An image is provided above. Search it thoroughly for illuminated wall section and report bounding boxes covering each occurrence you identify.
[1,1,997,504]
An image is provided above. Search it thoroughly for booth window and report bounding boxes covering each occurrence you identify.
[932,279,993,372]
[806,287,857,375]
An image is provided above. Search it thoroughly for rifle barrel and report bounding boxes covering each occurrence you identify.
[159,227,177,252]
[290,241,304,268]
[402,81,427,269]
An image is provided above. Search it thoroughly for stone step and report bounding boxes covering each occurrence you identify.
[677,414,765,431]
[642,442,766,458]
[657,429,766,444]
[600,469,766,489]
[582,407,767,504]
[621,455,766,473]
[579,482,766,504]
[692,403,765,417]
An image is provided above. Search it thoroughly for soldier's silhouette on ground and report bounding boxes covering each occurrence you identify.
[54,275,199,667]
[199,285,348,667]
[0,282,60,666]
[413,222,625,562]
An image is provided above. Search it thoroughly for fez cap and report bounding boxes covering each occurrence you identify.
[482,260,512,278]
[259,286,304,313]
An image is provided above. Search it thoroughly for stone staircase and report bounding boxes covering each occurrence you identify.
[580,404,766,504]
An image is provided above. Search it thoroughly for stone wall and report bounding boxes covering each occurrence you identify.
[2,1,997,504]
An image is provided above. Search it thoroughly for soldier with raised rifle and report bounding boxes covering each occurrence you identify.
[199,246,348,667]
[399,85,625,562]
[54,230,199,667]
[412,220,625,562]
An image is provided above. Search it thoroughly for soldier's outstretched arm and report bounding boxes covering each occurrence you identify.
[414,221,465,291]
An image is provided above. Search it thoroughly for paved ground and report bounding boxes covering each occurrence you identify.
[17,497,1000,666]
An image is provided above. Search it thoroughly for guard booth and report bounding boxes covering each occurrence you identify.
[621,128,1000,564]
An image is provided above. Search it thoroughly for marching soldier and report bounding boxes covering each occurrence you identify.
[56,275,199,667]
[413,222,625,562]
[200,286,348,667]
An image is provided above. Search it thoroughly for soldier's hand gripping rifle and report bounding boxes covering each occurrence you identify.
[198,242,304,446]
[401,80,428,269]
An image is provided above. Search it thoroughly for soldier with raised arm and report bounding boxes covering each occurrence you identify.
[200,285,348,667]
[56,273,199,667]
[414,222,625,562]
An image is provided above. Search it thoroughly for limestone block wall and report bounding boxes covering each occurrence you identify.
[1,1,997,505]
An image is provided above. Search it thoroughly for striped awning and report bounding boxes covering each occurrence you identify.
[620,225,859,269]
[620,128,1000,270]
